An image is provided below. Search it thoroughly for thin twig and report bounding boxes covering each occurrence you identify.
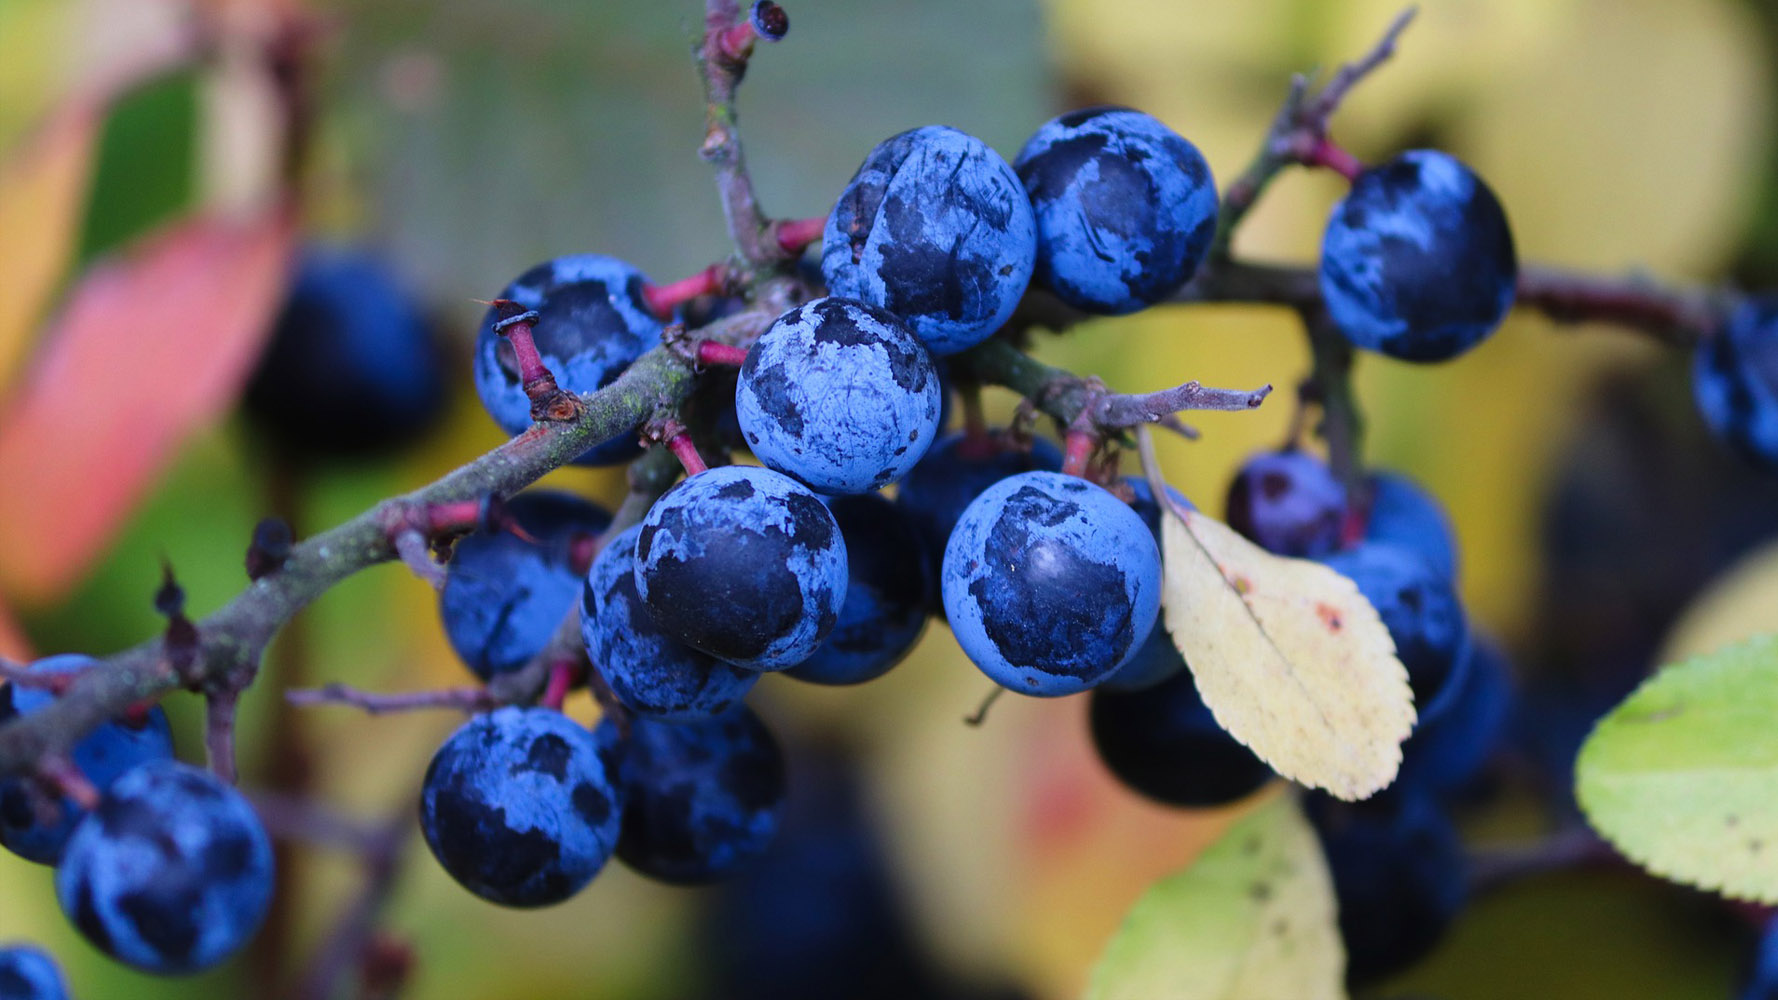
[204,684,242,784]
[284,683,496,716]
[284,812,409,1000]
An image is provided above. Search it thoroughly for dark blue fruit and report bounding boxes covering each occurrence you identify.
[1694,297,1778,469]
[0,655,173,865]
[1319,149,1517,362]
[244,245,446,457]
[580,525,757,721]
[1366,470,1459,580]
[419,707,623,908]
[942,471,1161,696]
[896,432,1063,594]
[439,492,611,681]
[635,466,848,670]
[1320,542,1469,722]
[0,946,68,1000]
[597,705,786,885]
[1398,636,1513,798]
[1014,106,1218,315]
[736,297,943,494]
[1743,915,1778,1000]
[1224,449,1349,559]
[786,494,933,686]
[822,126,1037,356]
[1090,667,1272,807]
[56,760,274,975]
[473,254,663,465]
[1306,792,1467,987]
[1101,477,1194,692]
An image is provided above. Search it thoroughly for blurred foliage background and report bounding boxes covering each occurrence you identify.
[2,0,1778,997]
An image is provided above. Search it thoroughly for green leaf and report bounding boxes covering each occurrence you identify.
[1085,793,1346,1000]
[1576,633,1778,902]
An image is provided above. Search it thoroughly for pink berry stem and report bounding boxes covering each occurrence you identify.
[772,216,826,256]
[667,433,709,477]
[1061,429,1096,478]
[1305,138,1364,182]
[644,264,728,319]
[696,341,751,368]
[538,661,576,712]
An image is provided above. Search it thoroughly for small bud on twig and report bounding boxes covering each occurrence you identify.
[246,517,294,580]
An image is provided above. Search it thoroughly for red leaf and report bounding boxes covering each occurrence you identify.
[0,209,295,603]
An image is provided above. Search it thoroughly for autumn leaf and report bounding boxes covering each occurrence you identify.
[1160,508,1414,801]
[1085,791,1347,1000]
[0,102,99,396]
[0,207,294,603]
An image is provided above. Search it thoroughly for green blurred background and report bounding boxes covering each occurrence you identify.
[2,0,1777,996]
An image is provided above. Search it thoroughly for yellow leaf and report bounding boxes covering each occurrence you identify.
[1660,538,1778,667]
[1160,510,1414,800]
[0,104,98,397]
[1085,791,1347,1000]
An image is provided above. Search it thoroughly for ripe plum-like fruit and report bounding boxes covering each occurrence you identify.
[1320,150,1517,362]
[1099,477,1194,692]
[736,297,943,494]
[419,707,623,908]
[0,655,174,865]
[0,946,68,1000]
[635,466,848,670]
[1090,667,1272,807]
[822,126,1037,355]
[581,525,757,721]
[896,432,1063,593]
[1694,296,1778,469]
[1365,470,1459,580]
[439,492,611,681]
[942,471,1161,695]
[597,705,786,885]
[1014,106,1218,314]
[473,254,663,465]
[55,761,274,975]
[786,494,932,686]
[1320,541,1469,721]
[244,245,447,456]
[1224,449,1349,559]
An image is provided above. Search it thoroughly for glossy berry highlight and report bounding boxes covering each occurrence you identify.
[942,471,1161,696]
[56,760,274,975]
[599,705,786,885]
[822,125,1037,355]
[581,525,758,721]
[786,494,933,686]
[1015,106,1218,314]
[635,466,848,670]
[736,297,943,494]
[419,707,623,908]
[439,492,612,681]
[1319,149,1517,362]
[0,655,174,866]
[473,254,663,465]
[1694,296,1778,469]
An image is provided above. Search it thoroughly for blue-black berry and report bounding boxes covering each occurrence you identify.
[56,760,274,975]
[439,492,611,681]
[896,432,1063,598]
[635,466,848,670]
[1014,106,1218,314]
[0,945,68,1000]
[0,655,174,865]
[1090,666,1272,808]
[1320,150,1517,362]
[736,297,943,494]
[823,126,1037,356]
[1694,297,1778,469]
[1365,469,1459,580]
[419,707,623,908]
[786,493,933,686]
[473,255,663,465]
[1224,449,1349,559]
[581,525,757,721]
[942,471,1161,695]
[1320,541,1469,723]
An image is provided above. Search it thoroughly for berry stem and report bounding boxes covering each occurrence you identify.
[1303,137,1363,182]
[538,661,576,712]
[643,264,728,319]
[285,683,496,716]
[203,684,242,784]
[423,499,486,536]
[1061,429,1096,478]
[717,20,761,61]
[488,303,558,399]
[697,341,751,367]
[771,216,826,255]
[38,756,98,810]
[963,686,1004,727]
[667,433,709,476]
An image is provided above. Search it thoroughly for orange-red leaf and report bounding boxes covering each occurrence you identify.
[0,103,100,397]
[0,208,294,603]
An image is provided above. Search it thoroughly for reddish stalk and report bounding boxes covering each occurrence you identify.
[697,341,751,367]
[539,662,576,712]
[644,264,728,318]
[667,433,709,476]
[772,216,826,255]
[1061,429,1096,478]
[1303,138,1363,182]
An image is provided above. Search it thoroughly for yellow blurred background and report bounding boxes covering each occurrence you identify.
[0,0,1775,997]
